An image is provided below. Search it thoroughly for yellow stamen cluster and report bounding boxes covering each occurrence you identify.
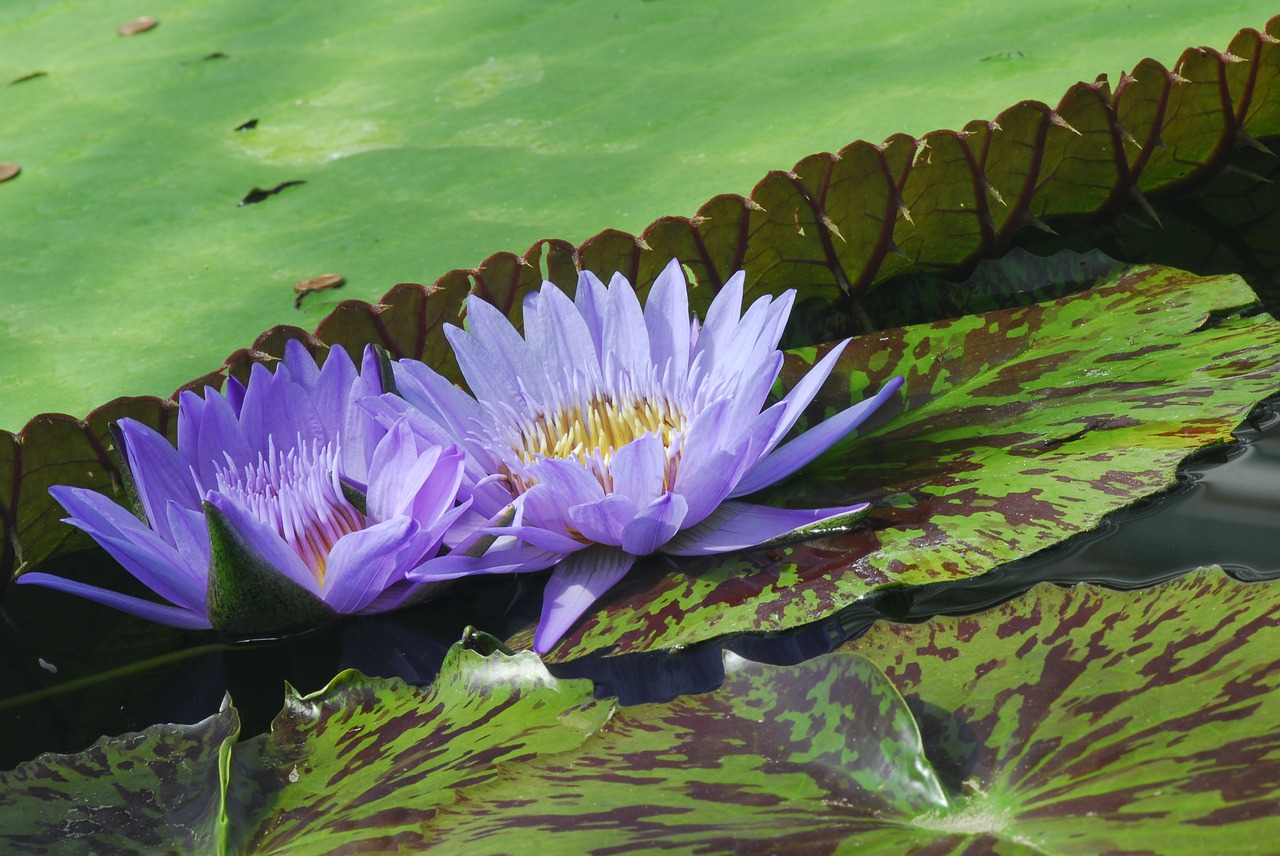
[514,392,684,468]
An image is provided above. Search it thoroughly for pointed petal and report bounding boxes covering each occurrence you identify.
[573,270,609,360]
[323,517,428,613]
[757,339,852,454]
[193,392,253,494]
[484,524,584,554]
[464,295,535,390]
[446,322,525,407]
[528,283,602,389]
[311,344,359,441]
[643,259,691,382]
[366,420,463,524]
[566,494,634,546]
[50,485,206,610]
[15,573,211,629]
[730,376,904,497]
[670,448,754,527]
[694,270,745,364]
[602,272,650,380]
[534,546,637,654]
[620,492,688,555]
[116,418,200,541]
[408,542,561,582]
[663,501,871,556]
[609,433,668,510]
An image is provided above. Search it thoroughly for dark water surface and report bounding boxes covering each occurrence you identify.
[3,399,1280,769]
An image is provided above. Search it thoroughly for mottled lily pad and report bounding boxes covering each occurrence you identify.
[528,264,1280,659]
[843,567,1280,851]
[6,569,1275,852]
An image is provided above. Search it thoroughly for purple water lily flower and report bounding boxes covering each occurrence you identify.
[376,259,904,653]
[20,341,484,636]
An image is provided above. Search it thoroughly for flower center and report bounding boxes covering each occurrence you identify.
[213,436,366,584]
[513,392,685,467]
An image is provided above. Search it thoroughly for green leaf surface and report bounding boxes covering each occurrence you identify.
[842,567,1280,851]
[420,652,952,854]
[7,570,1279,852]
[0,643,610,854]
[528,264,1280,659]
[0,703,238,854]
[223,646,609,854]
[0,2,1275,431]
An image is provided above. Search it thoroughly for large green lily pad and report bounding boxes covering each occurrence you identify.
[5,569,1277,852]
[525,263,1280,659]
[0,3,1275,430]
[842,567,1280,851]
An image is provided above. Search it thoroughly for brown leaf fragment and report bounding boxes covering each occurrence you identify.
[293,274,345,309]
[0,163,20,183]
[116,17,157,36]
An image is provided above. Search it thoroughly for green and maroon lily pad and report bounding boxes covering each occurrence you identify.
[528,263,1280,659]
[842,567,1280,851]
[0,643,610,854]
[0,703,237,854]
[8,568,1276,852]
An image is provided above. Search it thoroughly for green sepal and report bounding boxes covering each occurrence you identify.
[108,421,148,527]
[204,500,336,639]
[339,477,368,516]
[372,345,398,398]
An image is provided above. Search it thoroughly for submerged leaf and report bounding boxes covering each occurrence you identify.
[528,264,1280,659]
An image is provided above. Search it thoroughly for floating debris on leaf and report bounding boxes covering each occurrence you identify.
[0,163,20,183]
[117,17,158,36]
[238,180,306,206]
[8,72,46,86]
[235,119,259,132]
[294,273,345,308]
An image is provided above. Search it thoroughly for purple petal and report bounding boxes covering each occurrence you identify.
[116,418,200,542]
[528,283,602,389]
[730,376,904,497]
[167,501,211,570]
[323,517,428,613]
[446,322,525,408]
[692,270,745,365]
[408,542,562,582]
[484,523,584,554]
[366,421,463,524]
[50,485,206,610]
[756,339,852,455]
[602,272,651,381]
[282,339,321,389]
[15,573,211,629]
[620,492,688,556]
[566,495,634,546]
[643,259,691,383]
[205,493,322,596]
[392,360,486,440]
[670,448,754,528]
[192,391,252,494]
[609,434,668,510]
[663,501,871,556]
[573,271,609,360]
[534,546,637,654]
[311,344,358,440]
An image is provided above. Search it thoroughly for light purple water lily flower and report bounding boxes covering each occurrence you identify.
[374,259,904,653]
[19,341,486,637]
